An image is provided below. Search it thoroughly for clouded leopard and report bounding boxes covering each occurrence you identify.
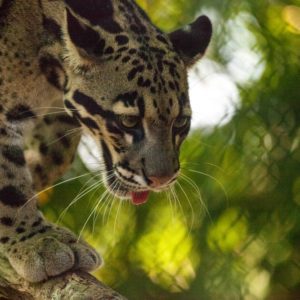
[0,0,211,283]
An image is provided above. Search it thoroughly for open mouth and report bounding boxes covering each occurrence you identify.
[105,173,151,205]
[104,168,175,206]
[130,190,150,205]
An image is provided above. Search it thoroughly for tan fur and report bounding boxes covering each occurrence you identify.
[0,0,211,283]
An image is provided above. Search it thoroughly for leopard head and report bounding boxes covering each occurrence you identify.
[62,0,212,204]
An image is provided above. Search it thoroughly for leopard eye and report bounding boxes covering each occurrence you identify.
[119,115,141,129]
[173,116,190,129]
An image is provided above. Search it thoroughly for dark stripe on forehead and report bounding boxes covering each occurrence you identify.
[73,90,115,119]
[67,9,101,51]
[65,0,123,33]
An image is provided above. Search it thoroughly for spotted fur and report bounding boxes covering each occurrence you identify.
[0,0,212,283]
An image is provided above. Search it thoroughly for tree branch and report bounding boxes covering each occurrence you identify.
[0,255,126,300]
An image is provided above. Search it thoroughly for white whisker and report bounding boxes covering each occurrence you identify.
[175,180,195,234]
[57,172,114,224]
[183,168,228,202]
[47,127,82,146]
[179,173,213,223]
[165,190,175,224]
[170,185,186,225]
[78,187,112,240]
[104,180,121,225]
[17,172,92,215]
[92,188,112,234]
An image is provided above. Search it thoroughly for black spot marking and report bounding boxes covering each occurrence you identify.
[39,55,66,90]
[129,49,137,55]
[0,128,7,136]
[0,217,14,226]
[0,237,9,244]
[39,143,48,155]
[150,87,156,94]
[43,116,53,125]
[35,164,43,174]
[116,91,138,107]
[117,46,128,53]
[132,59,139,65]
[137,77,151,88]
[6,105,35,122]
[156,34,169,45]
[122,56,130,63]
[38,225,51,234]
[116,35,129,45]
[56,133,71,148]
[32,218,42,228]
[127,65,144,81]
[2,145,25,166]
[51,151,64,165]
[19,236,27,242]
[0,185,26,207]
[169,81,175,90]
[104,46,114,55]
[27,231,38,239]
[114,54,122,61]
[16,227,25,234]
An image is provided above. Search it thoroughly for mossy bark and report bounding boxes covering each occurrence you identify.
[0,256,126,300]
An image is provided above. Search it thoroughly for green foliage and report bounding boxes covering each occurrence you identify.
[42,1,300,299]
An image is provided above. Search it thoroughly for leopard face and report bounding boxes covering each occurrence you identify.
[62,0,212,204]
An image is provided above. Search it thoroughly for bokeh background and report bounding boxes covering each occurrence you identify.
[41,0,300,299]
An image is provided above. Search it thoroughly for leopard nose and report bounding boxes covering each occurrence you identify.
[148,175,176,188]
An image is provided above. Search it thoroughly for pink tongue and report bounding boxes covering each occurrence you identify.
[131,191,150,205]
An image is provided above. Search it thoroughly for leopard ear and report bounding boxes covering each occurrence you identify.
[169,15,212,67]
[66,8,106,57]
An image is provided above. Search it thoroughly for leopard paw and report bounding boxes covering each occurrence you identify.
[6,226,101,283]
